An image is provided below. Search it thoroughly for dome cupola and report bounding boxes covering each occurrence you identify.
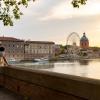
[80,33,89,49]
[80,33,88,42]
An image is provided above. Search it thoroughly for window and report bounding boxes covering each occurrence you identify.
[81,43,83,46]
[20,45,23,48]
[17,45,19,48]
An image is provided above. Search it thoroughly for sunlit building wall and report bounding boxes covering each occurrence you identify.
[24,41,55,60]
[0,37,24,60]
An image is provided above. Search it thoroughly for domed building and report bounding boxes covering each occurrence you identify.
[80,33,89,49]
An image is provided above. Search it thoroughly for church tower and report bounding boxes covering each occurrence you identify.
[80,33,89,49]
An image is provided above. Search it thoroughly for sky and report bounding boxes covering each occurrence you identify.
[0,0,100,46]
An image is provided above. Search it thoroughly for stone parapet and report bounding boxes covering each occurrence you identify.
[0,66,100,100]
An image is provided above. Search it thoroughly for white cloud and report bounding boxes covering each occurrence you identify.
[39,0,100,21]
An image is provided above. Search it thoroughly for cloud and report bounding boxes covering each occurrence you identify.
[20,0,63,19]
[39,0,100,21]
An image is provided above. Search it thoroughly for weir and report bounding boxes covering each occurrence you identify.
[0,66,100,100]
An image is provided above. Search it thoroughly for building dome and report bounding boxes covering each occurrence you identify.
[80,33,89,49]
[80,33,88,42]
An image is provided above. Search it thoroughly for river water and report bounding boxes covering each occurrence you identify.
[10,59,100,80]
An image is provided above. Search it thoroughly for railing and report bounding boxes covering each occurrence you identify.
[0,66,100,100]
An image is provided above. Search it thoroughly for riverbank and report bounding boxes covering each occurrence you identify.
[51,55,100,61]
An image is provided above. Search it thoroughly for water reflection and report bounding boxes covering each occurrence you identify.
[78,60,89,65]
[11,62,54,70]
[11,59,100,80]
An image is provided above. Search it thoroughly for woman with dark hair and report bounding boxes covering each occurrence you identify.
[0,47,8,66]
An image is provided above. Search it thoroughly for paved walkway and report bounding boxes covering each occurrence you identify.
[0,87,23,100]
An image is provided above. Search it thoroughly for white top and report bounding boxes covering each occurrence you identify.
[0,51,4,57]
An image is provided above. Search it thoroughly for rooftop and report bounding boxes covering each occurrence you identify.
[0,37,24,42]
[80,33,89,42]
[26,41,55,44]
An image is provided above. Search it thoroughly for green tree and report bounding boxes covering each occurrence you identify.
[72,0,87,8]
[0,0,35,26]
[0,0,86,26]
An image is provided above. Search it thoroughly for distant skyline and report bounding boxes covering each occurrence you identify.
[0,0,100,46]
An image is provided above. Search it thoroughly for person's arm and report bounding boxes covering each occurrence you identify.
[3,56,9,66]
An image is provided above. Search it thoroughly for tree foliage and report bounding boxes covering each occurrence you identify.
[0,0,35,26]
[72,0,87,8]
[90,47,100,52]
[0,0,86,26]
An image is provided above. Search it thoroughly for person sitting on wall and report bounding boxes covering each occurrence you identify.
[0,47,8,66]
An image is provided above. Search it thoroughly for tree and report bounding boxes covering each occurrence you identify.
[0,0,35,26]
[0,0,86,26]
[72,0,87,8]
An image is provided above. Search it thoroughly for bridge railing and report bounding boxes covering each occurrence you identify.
[0,66,100,100]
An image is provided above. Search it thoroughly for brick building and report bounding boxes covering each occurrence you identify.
[0,36,55,61]
[24,41,55,60]
[80,33,89,49]
[0,37,24,61]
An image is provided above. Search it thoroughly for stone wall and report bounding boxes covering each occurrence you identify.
[0,66,100,100]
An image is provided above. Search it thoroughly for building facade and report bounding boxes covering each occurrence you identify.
[54,45,62,56]
[24,41,55,60]
[0,37,24,60]
[0,36,55,61]
[80,33,89,49]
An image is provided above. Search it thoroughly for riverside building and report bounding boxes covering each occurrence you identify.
[80,33,89,49]
[0,36,55,61]
[0,36,24,61]
[24,41,55,60]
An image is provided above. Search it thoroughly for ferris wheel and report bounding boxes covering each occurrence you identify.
[66,32,80,46]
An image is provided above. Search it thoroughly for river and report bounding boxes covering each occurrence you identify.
[9,59,100,80]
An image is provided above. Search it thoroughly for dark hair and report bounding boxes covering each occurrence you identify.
[0,47,5,52]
